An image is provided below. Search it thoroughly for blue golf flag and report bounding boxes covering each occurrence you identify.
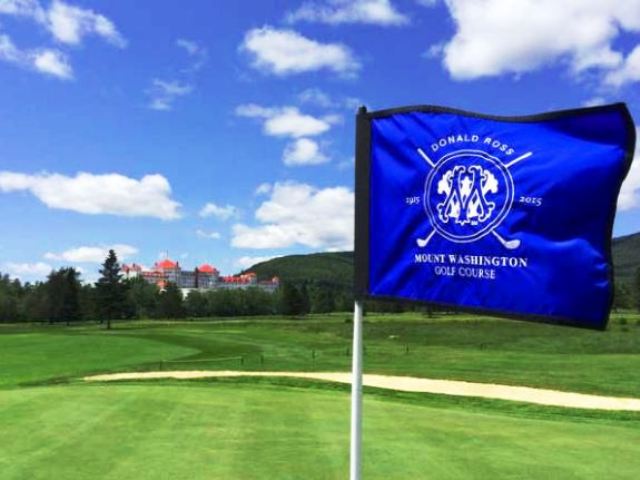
[354,104,635,329]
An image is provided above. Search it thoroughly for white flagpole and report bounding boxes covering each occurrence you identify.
[350,300,364,480]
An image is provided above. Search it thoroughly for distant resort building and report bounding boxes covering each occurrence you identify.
[122,259,279,296]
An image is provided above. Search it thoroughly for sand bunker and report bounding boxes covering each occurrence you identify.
[84,370,640,412]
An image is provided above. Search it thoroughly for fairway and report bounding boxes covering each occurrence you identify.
[2,314,640,479]
[2,383,640,480]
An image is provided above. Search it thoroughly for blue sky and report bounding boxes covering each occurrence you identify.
[1,0,639,282]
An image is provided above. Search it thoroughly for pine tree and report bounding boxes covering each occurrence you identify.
[279,282,304,316]
[96,250,127,329]
[299,282,311,315]
[156,282,185,319]
[127,277,158,318]
[613,283,631,312]
[311,286,335,313]
[635,268,640,313]
[45,268,81,325]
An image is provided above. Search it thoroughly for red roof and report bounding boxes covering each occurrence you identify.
[198,264,217,274]
[156,259,177,269]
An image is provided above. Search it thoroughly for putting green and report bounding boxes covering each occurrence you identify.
[1,383,639,480]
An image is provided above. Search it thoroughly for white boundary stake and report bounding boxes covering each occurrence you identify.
[350,300,364,480]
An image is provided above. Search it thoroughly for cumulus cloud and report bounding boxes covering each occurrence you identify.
[255,182,272,196]
[32,49,72,78]
[286,0,408,26]
[236,104,336,138]
[4,261,53,280]
[241,26,360,77]
[0,33,72,79]
[232,182,353,250]
[196,229,222,239]
[605,45,640,87]
[199,202,237,220]
[297,88,361,110]
[431,0,640,81]
[44,244,138,263]
[235,255,281,269]
[619,129,640,211]
[582,97,608,107]
[283,138,329,166]
[0,0,126,46]
[0,0,45,18]
[47,0,126,47]
[236,104,336,166]
[0,171,181,220]
[146,79,193,111]
[0,0,124,79]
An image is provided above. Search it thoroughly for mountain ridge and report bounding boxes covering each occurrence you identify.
[244,232,640,287]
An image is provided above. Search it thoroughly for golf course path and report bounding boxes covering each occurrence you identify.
[84,370,640,411]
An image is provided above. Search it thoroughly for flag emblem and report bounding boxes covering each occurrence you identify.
[421,149,515,246]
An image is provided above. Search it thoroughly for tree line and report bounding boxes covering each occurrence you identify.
[1,250,639,324]
[0,250,354,324]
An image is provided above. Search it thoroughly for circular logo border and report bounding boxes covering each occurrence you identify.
[423,149,514,243]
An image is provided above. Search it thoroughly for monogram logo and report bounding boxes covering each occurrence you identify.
[436,165,498,226]
[421,150,514,245]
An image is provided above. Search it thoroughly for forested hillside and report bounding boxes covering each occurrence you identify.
[612,232,640,284]
[244,252,354,288]
[247,234,640,287]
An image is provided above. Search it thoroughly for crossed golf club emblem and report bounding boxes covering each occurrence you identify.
[415,147,532,250]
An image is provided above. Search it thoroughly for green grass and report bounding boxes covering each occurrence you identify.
[2,314,640,479]
[1,383,639,480]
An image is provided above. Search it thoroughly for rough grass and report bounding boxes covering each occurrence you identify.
[2,312,640,396]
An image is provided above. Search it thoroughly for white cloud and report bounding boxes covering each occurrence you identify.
[337,156,355,171]
[236,104,338,166]
[619,129,640,211]
[433,0,640,81]
[4,261,52,280]
[196,229,222,240]
[265,108,333,138]
[32,49,72,78]
[232,182,353,250]
[235,255,281,269]
[0,33,72,79]
[297,88,334,107]
[287,0,408,26]
[236,104,336,138]
[0,0,126,47]
[297,88,361,110]
[0,171,181,220]
[582,97,607,107]
[241,26,360,77]
[234,104,275,118]
[176,38,208,71]
[283,138,329,166]
[0,1,124,79]
[44,244,138,263]
[47,0,126,47]
[176,38,199,55]
[255,182,272,196]
[605,45,640,87]
[0,0,45,19]
[147,79,193,111]
[199,202,237,220]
